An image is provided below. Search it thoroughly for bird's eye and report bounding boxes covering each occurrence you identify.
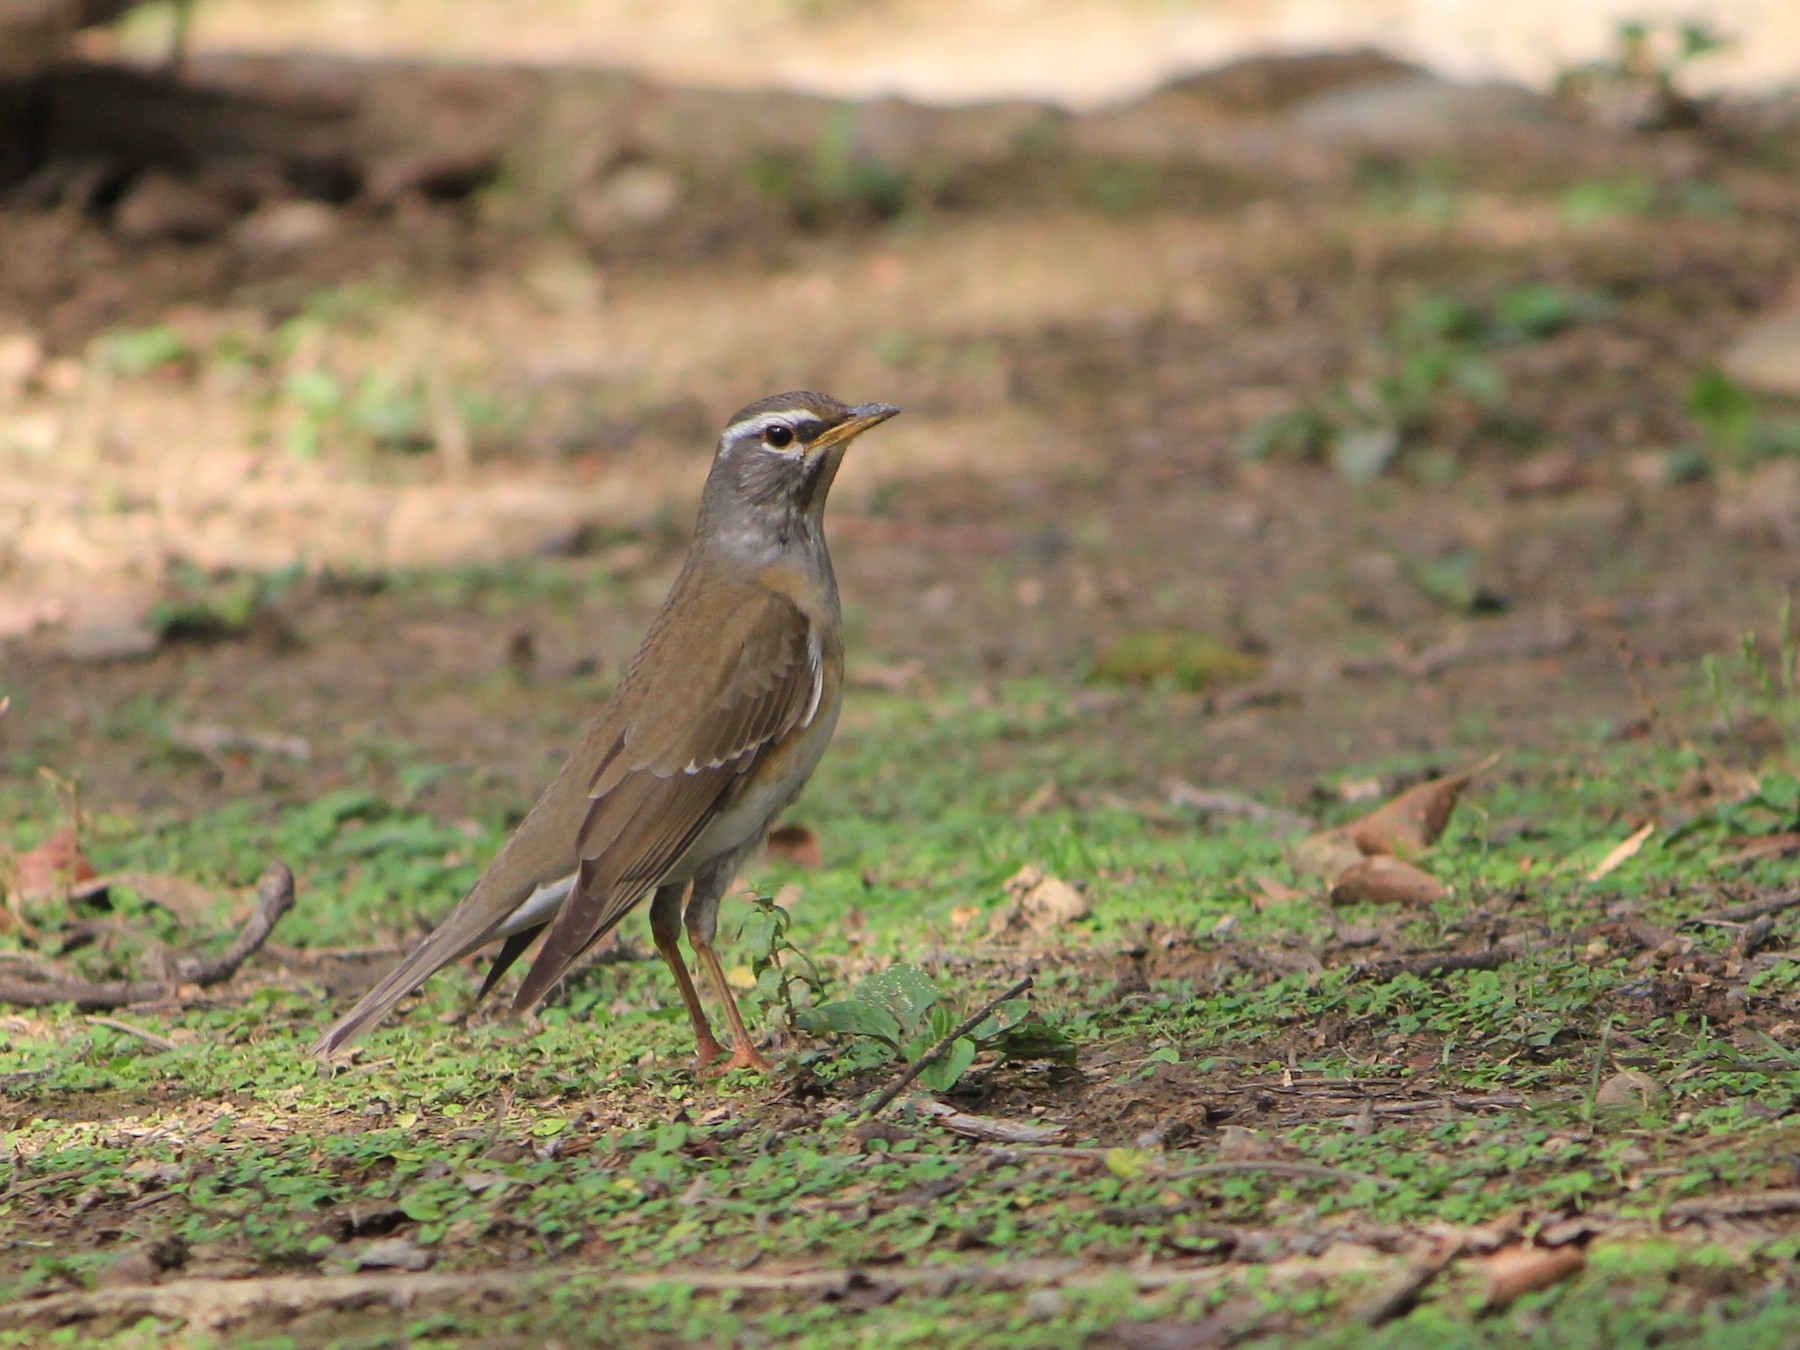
[764,425,795,449]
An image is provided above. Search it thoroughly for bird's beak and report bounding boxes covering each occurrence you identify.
[811,402,901,451]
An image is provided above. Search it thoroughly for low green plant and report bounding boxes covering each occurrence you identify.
[150,561,305,640]
[1702,599,1800,771]
[92,323,193,377]
[1240,283,1602,480]
[1688,370,1800,468]
[797,963,1052,1092]
[736,891,826,1033]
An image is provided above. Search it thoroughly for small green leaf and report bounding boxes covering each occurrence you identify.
[917,1037,977,1092]
[1106,1147,1154,1180]
[797,1000,904,1046]
[854,964,943,1039]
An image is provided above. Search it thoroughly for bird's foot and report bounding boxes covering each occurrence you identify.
[692,1031,729,1071]
[701,1043,773,1076]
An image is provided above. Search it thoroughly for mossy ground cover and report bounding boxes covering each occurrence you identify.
[5,669,1800,1348]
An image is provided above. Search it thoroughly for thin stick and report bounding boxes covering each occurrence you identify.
[84,1016,177,1052]
[0,1167,88,1207]
[859,976,1032,1119]
[1,1250,1401,1329]
[0,863,295,1010]
[1690,888,1800,926]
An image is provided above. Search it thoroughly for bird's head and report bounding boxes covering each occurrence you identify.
[699,391,900,543]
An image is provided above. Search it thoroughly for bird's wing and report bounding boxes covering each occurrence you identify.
[510,582,821,1009]
[309,574,821,1056]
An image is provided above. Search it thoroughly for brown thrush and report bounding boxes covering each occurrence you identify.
[310,392,900,1071]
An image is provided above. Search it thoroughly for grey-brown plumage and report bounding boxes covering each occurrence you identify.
[310,392,899,1069]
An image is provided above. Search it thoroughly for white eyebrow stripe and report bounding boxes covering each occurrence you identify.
[722,410,820,441]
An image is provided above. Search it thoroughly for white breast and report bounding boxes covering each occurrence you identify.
[671,693,841,879]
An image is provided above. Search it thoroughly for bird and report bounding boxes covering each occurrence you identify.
[310,392,900,1072]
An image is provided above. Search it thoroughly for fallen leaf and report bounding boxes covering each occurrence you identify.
[73,872,219,924]
[767,824,821,869]
[1350,757,1496,857]
[1252,874,1306,907]
[1595,1069,1662,1108]
[1289,827,1364,879]
[949,905,981,931]
[1329,857,1448,906]
[356,1237,434,1272]
[726,964,756,991]
[1016,782,1061,817]
[12,827,96,902]
[1480,1244,1585,1310]
[990,864,1091,934]
[1586,822,1655,882]
[1505,448,1594,497]
[96,1251,160,1288]
[1105,1146,1154,1180]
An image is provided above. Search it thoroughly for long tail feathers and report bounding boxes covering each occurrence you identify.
[309,918,499,1059]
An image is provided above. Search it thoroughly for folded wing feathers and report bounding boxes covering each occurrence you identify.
[509,594,818,1011]
[312,582,821,1057]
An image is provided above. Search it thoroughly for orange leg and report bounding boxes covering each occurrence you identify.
[649,882,724,1067]
[691,939,773,1074]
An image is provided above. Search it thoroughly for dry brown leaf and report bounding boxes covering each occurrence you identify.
[1480,1244,1585,1310]
[1015,783,1061,817]
[1350,755,1497,857]
[1252,874,1306,907]
[1289,827,1364,879]
[990,864,1091,934]
[766,824,822,870]
[12,827,97,902]
[1329,857,1448,906]
[1586,822,1655,882]
[73,873,220,924]
[1595,1069,1662,1108]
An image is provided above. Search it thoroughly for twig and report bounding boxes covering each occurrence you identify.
[0,1250,1401,1329]
[1355,1236,1464,1326]
[1688,889,1800,927]
[0,1167,88,1207]
[1666,1189,1800,1223]
[904,1097,1064,1143]
[84,1016,177,1051]
[859,976,1033,1118]
[0,863,295,1009]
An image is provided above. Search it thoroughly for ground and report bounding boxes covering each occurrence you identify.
[5,38,1800,1350]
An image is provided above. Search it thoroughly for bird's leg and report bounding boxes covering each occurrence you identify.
[649,881,725,1068]
[685,859,772,1073]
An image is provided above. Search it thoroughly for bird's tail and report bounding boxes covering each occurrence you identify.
[308,921,493,1059]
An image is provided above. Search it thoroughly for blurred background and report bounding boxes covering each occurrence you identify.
[3,0,1800,817]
